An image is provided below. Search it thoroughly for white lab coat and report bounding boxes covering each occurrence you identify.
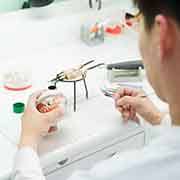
[12,115,180,180]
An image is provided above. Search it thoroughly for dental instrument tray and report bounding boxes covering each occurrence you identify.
[106,60,144,82]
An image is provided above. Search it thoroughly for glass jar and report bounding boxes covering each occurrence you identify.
[36,89,67,135]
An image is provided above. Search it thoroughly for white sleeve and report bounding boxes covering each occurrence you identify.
[12,147,45,180]
[160,113,171,126]
[138,113,171,144]
[67,147,155,180]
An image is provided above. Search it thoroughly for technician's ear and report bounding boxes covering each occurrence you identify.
[155,15,176,61]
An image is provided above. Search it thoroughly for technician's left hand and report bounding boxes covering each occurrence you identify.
[19,90,64,151]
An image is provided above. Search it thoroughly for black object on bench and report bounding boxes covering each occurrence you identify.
[107,60,144,70]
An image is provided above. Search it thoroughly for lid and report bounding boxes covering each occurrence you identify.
[13,103,25,114]
[48,85,57,90]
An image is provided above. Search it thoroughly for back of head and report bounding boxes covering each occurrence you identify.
[133,0,180,125]
[133,0,180,30]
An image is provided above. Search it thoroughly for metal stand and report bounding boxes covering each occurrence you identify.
[82,74,88,99]
[73,81,76,112]
[56,75,89,112]
[50,61,104,112]
[73,76,88,112]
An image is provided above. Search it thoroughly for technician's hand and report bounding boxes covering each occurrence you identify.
[19,90,64,151]
[114,88,163,125]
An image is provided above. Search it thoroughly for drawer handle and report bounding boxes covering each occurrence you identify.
[58,158,69,166]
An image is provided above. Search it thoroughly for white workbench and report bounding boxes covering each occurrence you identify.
[0,1,167,180]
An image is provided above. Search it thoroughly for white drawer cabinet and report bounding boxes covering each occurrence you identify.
[46,132,145,180]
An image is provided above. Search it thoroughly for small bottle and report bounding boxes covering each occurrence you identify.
[36,86,67,135]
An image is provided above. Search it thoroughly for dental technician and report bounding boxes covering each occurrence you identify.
[12,0,180,179]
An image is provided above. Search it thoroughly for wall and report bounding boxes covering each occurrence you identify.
[0,0,23,12]
[0,0,132,13]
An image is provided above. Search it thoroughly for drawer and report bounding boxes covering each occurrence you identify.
[47,132,144,180]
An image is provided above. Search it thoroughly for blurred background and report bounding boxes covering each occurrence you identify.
[0,0,65,13]
[0,0,133,14]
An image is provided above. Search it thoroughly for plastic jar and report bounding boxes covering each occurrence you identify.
[36,89,67,135]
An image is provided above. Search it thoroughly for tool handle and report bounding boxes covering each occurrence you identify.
[79,60,95,69]
[87,63,105,70]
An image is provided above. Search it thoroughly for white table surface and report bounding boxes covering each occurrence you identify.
[0,1,168,179]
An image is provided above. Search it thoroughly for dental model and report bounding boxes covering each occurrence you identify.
[63,68,84,81]
[50,60,104,82]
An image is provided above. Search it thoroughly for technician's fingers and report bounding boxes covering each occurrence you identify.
[122,109,137,123]
[114,88,138,102]
[26,90,47,112]
[116,96,139,109]
[130,108,135,119]
[131,89,141,97]
[117,107,123,113]
[48,95,64,112]
[114,88,127,100]
[129,108,137,121]
[134,116,140,124]
[52,95,62,105]
[28,90,47,105]
[123,88,134,96]
[113,93,120,101]
[31,90,47,101]
[46,106,64,123]
[122,111,130,122]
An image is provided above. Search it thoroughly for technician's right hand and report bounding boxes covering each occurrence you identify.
[19,90,64,151]
[114,88,163,125]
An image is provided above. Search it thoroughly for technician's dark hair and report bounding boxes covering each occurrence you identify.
[133,0,180,30]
